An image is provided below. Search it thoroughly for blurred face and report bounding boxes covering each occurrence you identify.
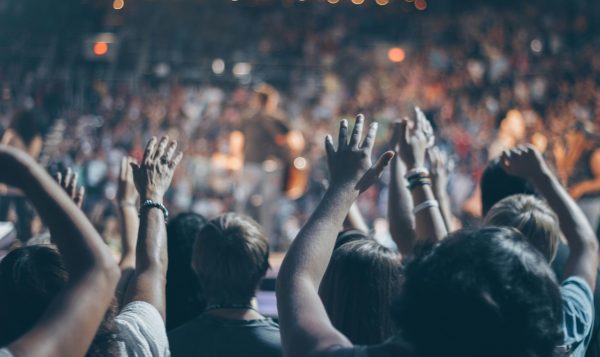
[503,112,526,140]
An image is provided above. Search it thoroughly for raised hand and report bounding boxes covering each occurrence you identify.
[324,115,394,193]
[428,147,452,188]
[117,156,139,206]
[130,136,183,202]
[397,107,433,170]
[55,168,85,208]
[499,145,549,181]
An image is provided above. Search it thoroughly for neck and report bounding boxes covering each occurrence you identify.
[205,300,264,321]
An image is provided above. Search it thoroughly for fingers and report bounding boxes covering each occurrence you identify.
[153,136,169,161]
[120,156,128,180]
[349,114,364,149]
[389,121,402,149]
[169,151,184,169]
[338,119,349,150]
[75,186,85,207]
[164,140,177,161]
[414,107,424,132]
[399,118,409,144]
[63,168,73,191]
[54,172,62,186]
[361,122,378,151]
[325,135,335,161]
[66,172,78,198]
[143,137,158,164]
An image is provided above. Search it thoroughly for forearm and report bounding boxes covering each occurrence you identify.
[433,186,453,232]
[571,179,600,196]
[388,157,416,254]
[118,205,139,269]
[280,187,357,287]
[533,169,598,287]
[125,207,168,319]
[343,203,369,233]
[411,184,448,247]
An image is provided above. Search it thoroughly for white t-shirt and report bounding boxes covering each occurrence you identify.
[0,301,170,357]
[115,301,171,357]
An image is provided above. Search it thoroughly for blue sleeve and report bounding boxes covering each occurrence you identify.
[561,277,595,354]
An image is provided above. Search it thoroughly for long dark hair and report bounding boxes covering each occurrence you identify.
[319,233,403,345]
[10,110,40,146]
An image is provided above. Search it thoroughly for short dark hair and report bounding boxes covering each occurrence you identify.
[0,246,119,355]
[393,227,564,357]
[166,212,208,330]
[191,213,270,305]
[320,234,403,345]
[481,157,536,215]
[0,245,68,346]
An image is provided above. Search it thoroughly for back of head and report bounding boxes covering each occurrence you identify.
[192,213,270,305]
[166,212,208,330]
[481,157,535,215]
[0,245,67,346]
[320,236,402,345]
[484,195,560,262]
[393,227,563,357]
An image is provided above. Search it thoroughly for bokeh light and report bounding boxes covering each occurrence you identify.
[388,47,406,63]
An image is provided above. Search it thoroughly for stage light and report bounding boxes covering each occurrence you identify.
[293,157,307,170]
[212,59,225,75]
[351,0,365,5]
[388,47,406,63]
[232,62,252,77]
[415,0,427,10]
[113,0,124,10]
[376,0,390,5]
[93,42,109,56]
[530,39,543,53]
[327,0,340,3]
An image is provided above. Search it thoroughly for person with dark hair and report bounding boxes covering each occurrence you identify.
[0,145,120,357]
[166,212,208,331]
[394,227,564,357]
[276,115,564,357]
[168,212,282,357]
[320,233,402,345]
[485,145,599,357]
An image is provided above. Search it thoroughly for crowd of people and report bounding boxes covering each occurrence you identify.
[1,0,600,356]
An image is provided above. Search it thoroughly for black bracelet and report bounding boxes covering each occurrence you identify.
[408,178,432,190]
[139,200,169,220]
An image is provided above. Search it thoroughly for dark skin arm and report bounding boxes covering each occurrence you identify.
[501,145,598,289]
[0,146,120,357]
[276,115,394,357]
[123,136,183,321]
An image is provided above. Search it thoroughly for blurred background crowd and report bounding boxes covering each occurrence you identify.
[1,0,599,253]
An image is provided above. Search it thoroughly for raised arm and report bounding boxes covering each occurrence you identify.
[396,111,447,250]
[388,121,417,255]
[276,115,394,357]
[428,147,454,232]
[569,149,600,200]
[500,145,598,289]
[0,146,120,357]
[124,136,182,320]
[114,156,140,306]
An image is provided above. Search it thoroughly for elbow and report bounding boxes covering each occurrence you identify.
[92,255,122,290]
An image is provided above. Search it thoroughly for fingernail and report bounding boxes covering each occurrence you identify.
[341,119,348,127]
[356,114,364,121]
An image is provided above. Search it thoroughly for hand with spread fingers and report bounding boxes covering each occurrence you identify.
[117,156,139,207]
[324,114,394,193]
[55,168,85,208]
[397,107,432,171]
[131,136,183,203]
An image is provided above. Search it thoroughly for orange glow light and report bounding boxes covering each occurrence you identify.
[375,0,390,5]
[415,0,427,10]
[388,47,406,63]
[93,42,109,56]
[113,0,124,10]
[351,0,365,4]
[327,0,340,3]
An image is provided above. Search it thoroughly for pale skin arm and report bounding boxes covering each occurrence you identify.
[0,146,120,357]
[429,147,454,232]
[277,115,394,357]
[501,146,598,289]
[123,136,183,321]
[388,121,417,255]
[396,114,448,249]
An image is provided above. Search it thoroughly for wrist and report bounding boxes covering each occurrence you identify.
[530,167,554,188]
[140,192,164,204]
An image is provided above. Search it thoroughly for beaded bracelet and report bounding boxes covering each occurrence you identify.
[139,200,169,220]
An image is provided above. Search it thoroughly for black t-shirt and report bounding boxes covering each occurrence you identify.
[168,313,283,357]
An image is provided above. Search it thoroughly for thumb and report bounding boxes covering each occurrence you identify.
[373,151,395,175]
